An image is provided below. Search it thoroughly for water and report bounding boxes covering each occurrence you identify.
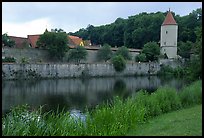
[2,76,187,115]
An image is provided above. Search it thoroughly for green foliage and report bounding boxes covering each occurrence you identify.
[67,46,88,63]
[142,41,160,61]
[135,53,147,62]
[2,56,16,63]
[70,8,201,49]
[178,41,194,59]
[97,44,113,61]
[21,57,29,64]
[36,29,68,60]
[128,105,202,136]
[177,8,202,43]
[179,80,202,108]
[157,65,185,77]
[183,26,202,81]
[111,55,126,72]
[2,33,15,47]
[115,46,131,60]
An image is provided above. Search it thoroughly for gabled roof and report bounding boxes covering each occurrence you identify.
[162,9,177,26]
[68,35,83,46]
[8,36,28,48]
[27,35,41,48]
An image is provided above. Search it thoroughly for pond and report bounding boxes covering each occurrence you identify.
[2,76,188,115]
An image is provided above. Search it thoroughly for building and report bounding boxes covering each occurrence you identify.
[27,35,41,48]
[160,9,178,59]
[8,36,29,48]
[68,35,84,46]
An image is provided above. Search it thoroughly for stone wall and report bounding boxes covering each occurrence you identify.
[2,47,140,63]
[2,62,160,80]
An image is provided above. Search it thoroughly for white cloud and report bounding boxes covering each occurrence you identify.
[2,18,52,37]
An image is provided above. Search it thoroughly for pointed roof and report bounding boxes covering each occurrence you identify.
[162,9,177,26]
[27,34,41,48]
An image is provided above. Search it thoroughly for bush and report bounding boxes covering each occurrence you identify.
[97,44,113,62]
[21,57,29,64]
[115,46,131,60]
[2,57,16,63]
[67,46,87,63]
[111,55,126,72]
[135,53,147,62]
[179,80,202,107]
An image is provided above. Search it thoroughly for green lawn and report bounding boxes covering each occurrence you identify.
[127,104,202,136]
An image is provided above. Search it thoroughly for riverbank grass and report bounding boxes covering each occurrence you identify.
[127,104,202,136]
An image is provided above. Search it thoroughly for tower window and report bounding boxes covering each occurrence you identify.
[164,42,166,45]
[166,31,168,34]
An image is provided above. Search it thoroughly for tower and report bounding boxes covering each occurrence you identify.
[160,9,178,59]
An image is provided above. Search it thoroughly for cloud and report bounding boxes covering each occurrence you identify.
[2,2,202,37]
[2,18,52,37]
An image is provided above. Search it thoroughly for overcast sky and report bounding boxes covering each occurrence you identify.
[2,2,202,37]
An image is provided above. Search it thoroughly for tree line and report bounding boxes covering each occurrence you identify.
[69,8,202,49]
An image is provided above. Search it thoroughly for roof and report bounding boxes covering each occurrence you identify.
[8,36,28,48]
[162,9,177,26]
[68,35,83,46]
[27,35,41,48]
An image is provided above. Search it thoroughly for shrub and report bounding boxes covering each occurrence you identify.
[97,44,113,62]
[115,46,131,60]
[111,55,126,72]
[21,57,29,64]
[179,80,202,107]
[2,57,16,63]
[135,53,147,62]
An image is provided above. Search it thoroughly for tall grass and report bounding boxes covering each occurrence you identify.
[2,80,202,136]
[179,80,202,107]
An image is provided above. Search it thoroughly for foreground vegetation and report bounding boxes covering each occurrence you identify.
[127,104,202,136]
[2,80,202,136]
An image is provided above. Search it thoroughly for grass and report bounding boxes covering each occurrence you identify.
[2,80,202,136]
[127,104,202,136]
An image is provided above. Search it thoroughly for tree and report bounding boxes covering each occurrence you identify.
[177,41,193,59]
[115,46,131,60]
[188,26,202,80]
[135,53,147,62]
[67,46,87,63]
[142,41,160,61]
[97,44,113,62]
[111,55,126,72]
[36,29,68,60]
[2,33,15,47]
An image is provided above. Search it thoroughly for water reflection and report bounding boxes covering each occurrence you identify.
[2,76,187,115]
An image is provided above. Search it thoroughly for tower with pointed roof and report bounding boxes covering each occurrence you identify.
[160,9,178,59]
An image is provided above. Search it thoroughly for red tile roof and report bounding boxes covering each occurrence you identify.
[68,35,83,46]
[162,10,177,26]
[27,35,41,48]
[8,36,28,48]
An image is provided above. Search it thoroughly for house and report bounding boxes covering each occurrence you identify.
[4,36,28,48]
[27,35,41,48]
[68,35,84,46]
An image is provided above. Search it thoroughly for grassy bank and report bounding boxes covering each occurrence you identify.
[127,104,202,136]
[2,80,202,136]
